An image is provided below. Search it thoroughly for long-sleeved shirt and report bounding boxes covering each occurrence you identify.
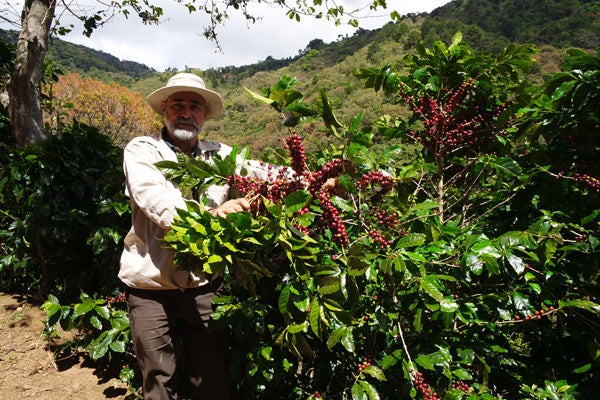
[118,130,267,290]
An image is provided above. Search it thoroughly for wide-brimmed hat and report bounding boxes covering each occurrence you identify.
[146,73,224,119]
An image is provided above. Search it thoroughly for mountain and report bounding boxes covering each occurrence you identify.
[0,28,156,85]
[191,0,599,156]
[430,0,599,50]
[2,0,598,155]
[46,37,157,83]
[3,0,598,85]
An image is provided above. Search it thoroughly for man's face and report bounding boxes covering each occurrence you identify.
[161,91,208,141]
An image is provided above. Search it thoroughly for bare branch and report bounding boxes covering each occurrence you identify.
[0,0,22,26]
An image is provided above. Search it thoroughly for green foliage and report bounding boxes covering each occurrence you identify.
[355,34,538,226]
[43,291,139,394]
[6,0,593,162]
[0,121,130,301]
[430,0,600,50]
[2,3,599,395]
[0,28,155,86]
[509,47,600,226]
[160,38,599,399]
[0,35,15,89]
[420,18,511,55]
[46,40,156,84]
[520,380,578,400]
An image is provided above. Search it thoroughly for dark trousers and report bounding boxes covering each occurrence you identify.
[126,285,231,400]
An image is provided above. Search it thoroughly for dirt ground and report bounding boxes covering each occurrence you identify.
[0,292,131,400]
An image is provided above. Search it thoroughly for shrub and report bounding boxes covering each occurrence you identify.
[159,36,599,399]
[0,121,130,301]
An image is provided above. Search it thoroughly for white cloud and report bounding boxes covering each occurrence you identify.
[2,0,451,71]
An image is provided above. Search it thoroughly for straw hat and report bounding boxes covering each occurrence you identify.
[146,73,224,119]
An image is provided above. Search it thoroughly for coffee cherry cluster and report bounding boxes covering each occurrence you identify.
[445,80,475,113]
[398,79,509,157]
[357,357,373,374]
[368,229,393,250]
[306,159,344,194]
[573,173,600,193]
[514,306,556,321]
[230,131,351,246]
[451,380,471,392]
[309,390,324,399]
[373,294,381,306]
[358,171,394,191]
[105,292,126,306]
[286,132,307,176]
[229,166,304,214]
[357,171,394,202]
[368,208,399,228]
[318,191,349,246]
[294,222,309,235]
[411,370,440,400]
[228,175,285,214]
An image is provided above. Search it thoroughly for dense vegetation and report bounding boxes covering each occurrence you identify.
[431,0,600,50]
[1,0,599,398]
[152,36,599,399]
[3,0,597,92]
[135,0,599,158]
[0,28,156,86]
[46,73,161,146]
[32,36,599,399]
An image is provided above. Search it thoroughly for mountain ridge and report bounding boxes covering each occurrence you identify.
[2,0,597,87]
[2,0,598,156]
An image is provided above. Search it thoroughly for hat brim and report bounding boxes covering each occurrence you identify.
[146,85,224,119]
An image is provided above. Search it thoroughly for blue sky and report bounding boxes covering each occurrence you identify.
[1,0,452,71]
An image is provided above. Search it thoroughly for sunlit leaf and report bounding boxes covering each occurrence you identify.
[279,284,291,314]
[362,365,387,381]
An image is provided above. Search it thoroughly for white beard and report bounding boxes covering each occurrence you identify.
[165,118,204,141]
[171,127,198,141]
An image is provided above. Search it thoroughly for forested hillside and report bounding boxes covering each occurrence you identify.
[196,0,598,155]
[3,0,597,154]
[430,0,600,50]
[1,1,599,398]
[0,28,156,85]
[4,0,598,85]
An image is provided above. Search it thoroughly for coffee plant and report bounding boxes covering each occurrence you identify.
[42,290,140,395]
[160,35,599,399]
[0,120,130,300]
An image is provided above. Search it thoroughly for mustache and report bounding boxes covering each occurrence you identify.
[175,117,198,128]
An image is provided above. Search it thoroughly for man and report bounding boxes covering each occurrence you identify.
[119,73,251,399]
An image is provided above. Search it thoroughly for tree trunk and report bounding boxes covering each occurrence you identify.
[7,0,55,146]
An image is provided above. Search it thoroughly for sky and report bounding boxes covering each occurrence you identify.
[1,0,452,71]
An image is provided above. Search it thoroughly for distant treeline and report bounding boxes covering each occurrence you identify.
[1,0,598,87]
[0,28,156,85]
[430,0,599,51]
[203,27,386,84]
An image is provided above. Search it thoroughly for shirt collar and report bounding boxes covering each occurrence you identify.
[161,127,221,160]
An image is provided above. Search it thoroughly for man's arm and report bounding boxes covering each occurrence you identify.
[123,138,188,229]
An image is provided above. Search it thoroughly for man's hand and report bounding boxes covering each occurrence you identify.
[209,198,251,218]
[323,177,347,197]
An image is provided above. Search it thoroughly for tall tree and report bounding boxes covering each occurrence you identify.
[5,0,396,146]
[8,0,55,146]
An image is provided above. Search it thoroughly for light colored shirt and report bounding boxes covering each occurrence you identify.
[118,131,268,290]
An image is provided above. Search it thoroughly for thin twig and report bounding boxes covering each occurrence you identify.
[397,319,414,372]
[46,349,58,370]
